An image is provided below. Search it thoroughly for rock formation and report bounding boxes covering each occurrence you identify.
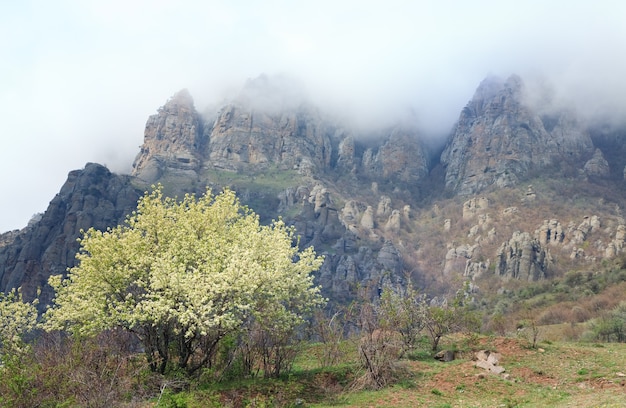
[583,148,610,178]
[441,75,594,195]
[496,231,551,281]
[0,163,141,309]
[132,89,203,184]
[5,73,626,312]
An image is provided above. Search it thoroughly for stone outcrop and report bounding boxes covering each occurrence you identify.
[583,148,610,178]
[360,206,375,230]
[571,216,601,245]
[605,224,626,258]
[462,197,489,220]
[536,219,565,246]
[0,164,141,310]
[496,231,551,281]
[0,230,20,249]
[384,210,401,233]
[318,240,404,302]
[207,102,334,176]
[464,259,490,280]
[474,350,506,376]
[444,244,478,275]
[132,89,203,184]
[441,75,594,195]
[133,76,431,186]
[6,73,626,313]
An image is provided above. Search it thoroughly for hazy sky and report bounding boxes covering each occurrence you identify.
[1,0,626,232]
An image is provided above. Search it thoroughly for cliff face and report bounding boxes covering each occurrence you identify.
[441,75,594,195]
[131,76,431,187]
[0,163,140,308]
[132,89,204,184]
[206,103,334,175]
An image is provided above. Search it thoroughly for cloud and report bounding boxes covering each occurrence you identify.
[1,0,626,231]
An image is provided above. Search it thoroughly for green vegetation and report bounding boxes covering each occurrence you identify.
[44,185,324,376]
[3,184,626,406]
[202,166,304,191]
[0,289,38,363]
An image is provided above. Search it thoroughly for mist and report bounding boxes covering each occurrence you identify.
[1,0,626,232]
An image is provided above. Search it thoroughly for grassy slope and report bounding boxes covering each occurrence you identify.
[308,339,626,408]
[161,336,625,408]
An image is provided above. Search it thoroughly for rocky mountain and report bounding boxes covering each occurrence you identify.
[441,75,594,195]
[3,74,626,310]
[132,76,431,189]
[0,163,140,310]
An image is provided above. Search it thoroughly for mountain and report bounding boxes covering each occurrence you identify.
[441,75,595,195]
[2,74,626,310]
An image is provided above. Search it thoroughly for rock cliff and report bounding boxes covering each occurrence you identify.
[132,89,203,184]
[441,75,594,195]
[0,163,140,308]
[132,75,431,187]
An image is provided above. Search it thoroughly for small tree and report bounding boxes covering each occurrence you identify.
[312,308,347,368]
[0,289,40,407]
[44,186,325,374]
[592,301,626,343]
[424,306,456,351]
[356,301,400,389]
[377,284,427,354]
[518,307,541,348]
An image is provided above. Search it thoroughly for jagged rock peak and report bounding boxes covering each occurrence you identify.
[584,148,610,178]
[0,163,141,309]
[131,89,203,184]
[468,74,523,116]
[441,74,594,195]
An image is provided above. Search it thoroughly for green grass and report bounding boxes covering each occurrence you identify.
[202,166,304,191]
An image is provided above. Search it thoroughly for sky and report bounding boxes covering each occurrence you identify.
[1,0,626,232]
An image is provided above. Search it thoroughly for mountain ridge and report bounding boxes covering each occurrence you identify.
[2,73,626,310]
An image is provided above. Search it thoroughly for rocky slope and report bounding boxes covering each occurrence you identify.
[3,74,626,309]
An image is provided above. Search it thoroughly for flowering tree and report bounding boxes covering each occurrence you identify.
[44,186,325,373]
[0,288,38,364]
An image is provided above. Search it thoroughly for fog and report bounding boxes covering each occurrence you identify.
[1,0,625,232]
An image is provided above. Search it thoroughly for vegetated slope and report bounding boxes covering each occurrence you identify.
[147,335,626,407]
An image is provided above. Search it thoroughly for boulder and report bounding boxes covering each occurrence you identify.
[474,350,506,376]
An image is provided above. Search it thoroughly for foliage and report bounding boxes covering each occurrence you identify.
[44,185,325,374]
[517,307,542,348]
[424,306,457,351]
[0,288,38,363]
[311,308,351,368]
[591,301,626,342]
[424,281,480,351]
[355,301,403,390]
[377,284,427,353]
